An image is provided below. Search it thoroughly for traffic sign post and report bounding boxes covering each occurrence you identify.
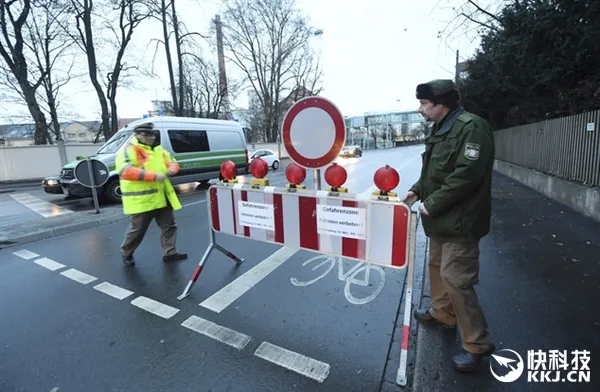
[281,96,346,190]
[74,158,110,214]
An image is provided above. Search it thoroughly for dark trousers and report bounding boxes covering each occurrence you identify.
[121,206,178,257]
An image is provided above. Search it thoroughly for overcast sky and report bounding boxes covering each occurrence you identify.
[1,0,488,124]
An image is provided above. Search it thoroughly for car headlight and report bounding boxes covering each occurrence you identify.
[46,179,58,186]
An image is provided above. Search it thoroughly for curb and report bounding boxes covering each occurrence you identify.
[0,211,128,249]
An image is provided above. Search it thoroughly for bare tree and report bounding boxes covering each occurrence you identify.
[105,0,152,135]
[181,54,241,119]
[221,0,316,142]
[0,0,50,144]
[150,0,207,116]
[289,45,323,98]
[437,0,505,45]
[65,0,150,140]
[25,0,78,141]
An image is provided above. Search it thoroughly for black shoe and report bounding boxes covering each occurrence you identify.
[162,253,188,262]
[122,255,135,266]
[452,344,496,373]
[414,309,456,328]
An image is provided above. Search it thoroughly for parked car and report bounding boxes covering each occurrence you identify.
[339,145,362,158]
[41,176,62,194]
[249,149,280,170]
[42,116,249,203]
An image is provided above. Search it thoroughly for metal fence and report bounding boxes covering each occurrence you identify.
[494,110,600,188]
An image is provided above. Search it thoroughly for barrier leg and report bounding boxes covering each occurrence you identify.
[177,244,215,300]
[177,226,246,300]
[214,243,246,265]
[396,211,419,386]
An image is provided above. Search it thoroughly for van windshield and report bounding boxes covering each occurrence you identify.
[96,129,133,154]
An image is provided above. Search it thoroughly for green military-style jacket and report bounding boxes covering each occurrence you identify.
[410,107,495,241]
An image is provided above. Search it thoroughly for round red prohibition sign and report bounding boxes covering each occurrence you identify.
[282,96,346,168]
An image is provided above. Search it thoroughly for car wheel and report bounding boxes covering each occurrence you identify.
[272,160,279,170]
[103,178,122,203]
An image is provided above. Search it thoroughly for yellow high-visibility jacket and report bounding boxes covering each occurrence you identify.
[115,137,182,215]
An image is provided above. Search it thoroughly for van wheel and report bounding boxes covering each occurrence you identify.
[272,160,279,170]
[104,178,122,203]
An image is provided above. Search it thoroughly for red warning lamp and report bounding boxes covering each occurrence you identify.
[249,157,270,186]
[373,165,400,196]
[324,163,348,193]
[220,160,237,183]
[285,163,307,190]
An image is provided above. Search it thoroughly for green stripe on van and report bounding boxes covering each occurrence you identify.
[174,149,246,160]
[179,156,246,169]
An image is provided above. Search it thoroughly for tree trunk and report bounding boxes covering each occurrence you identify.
[170,0,184,115]
[81,0,110,140]
[162,0,178,114]
[21,81,49,145]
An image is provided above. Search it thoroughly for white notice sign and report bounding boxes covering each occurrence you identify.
[316,204,367,240]
[238,201,274,230]
[587,122,595,132]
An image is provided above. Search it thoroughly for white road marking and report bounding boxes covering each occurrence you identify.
[254,342,330,383]
[60,268,97,284]
[357,154,423,199]
[33,257,66,271]
[199,246,298,313]
[183,199,207,207]
[12,249,39,260]
[181,315,251,350]
[93,282,134,300]
[10,193,73,218]
[131,296,180,319]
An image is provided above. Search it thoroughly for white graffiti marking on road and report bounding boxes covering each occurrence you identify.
[290,255,386,305]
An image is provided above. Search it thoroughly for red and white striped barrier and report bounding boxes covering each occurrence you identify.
[209,183,411,268]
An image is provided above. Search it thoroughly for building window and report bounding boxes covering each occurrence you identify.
[168,130,210,153]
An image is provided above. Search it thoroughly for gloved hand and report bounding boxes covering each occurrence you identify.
[155,173,166,182]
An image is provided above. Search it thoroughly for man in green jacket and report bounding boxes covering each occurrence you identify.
[402,79,495,372]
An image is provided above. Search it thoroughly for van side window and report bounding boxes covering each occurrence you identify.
[168,130,210,153]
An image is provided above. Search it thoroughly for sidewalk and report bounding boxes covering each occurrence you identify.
[412,171,599,391]
[0,206,126,248]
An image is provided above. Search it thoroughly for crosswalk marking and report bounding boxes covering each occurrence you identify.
[93,282,134,300]
[181,315,251,350]
[254,342,330,383]
[131,296,180,319]
[10,193,73,218]
[33,257,66,271]
[12,249,39,260]
[60,268,98,284]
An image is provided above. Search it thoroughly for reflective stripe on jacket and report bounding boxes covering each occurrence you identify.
[115,137,182,215]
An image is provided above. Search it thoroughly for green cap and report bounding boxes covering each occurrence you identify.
[416,79,457,100]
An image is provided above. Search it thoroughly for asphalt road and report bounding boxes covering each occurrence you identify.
[0,146,425,392]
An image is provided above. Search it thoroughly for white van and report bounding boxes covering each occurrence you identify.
[45,117,249,202]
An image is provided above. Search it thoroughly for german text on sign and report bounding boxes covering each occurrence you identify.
[238,201,275,230]
[316,204,366,240]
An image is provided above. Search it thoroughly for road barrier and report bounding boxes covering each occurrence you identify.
[178,96,419,387]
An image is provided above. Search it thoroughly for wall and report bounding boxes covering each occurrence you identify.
[494,160,600,223]
[494,110,600,187]
[0,144,100,182]
[0,143,283,182]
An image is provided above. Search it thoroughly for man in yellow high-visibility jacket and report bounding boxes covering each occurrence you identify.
[116,123,187,266]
